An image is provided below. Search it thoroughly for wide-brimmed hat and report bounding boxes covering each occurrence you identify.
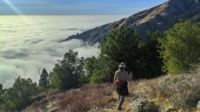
[118,62,127,68]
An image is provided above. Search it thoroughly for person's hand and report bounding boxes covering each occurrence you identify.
[130,72,134,80]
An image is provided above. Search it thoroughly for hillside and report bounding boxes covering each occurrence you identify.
[64,0,200,44]
[22,69,200,112]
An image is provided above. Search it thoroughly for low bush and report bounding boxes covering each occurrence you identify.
[159,70,200,109]
[59,84,114,112]
[128,68,200,111]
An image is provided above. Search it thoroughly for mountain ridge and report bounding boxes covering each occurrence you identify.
[64,0,200,44]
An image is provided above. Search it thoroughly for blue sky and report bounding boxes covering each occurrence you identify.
[0,0,166,15]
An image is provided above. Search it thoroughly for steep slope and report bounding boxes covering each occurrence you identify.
[64,0,200,44]
[23,69,200,112]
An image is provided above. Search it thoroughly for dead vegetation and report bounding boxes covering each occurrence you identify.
[23,84,116,112]
[127,69,200,111]
[59,84,115,112]
[23,69,200,112]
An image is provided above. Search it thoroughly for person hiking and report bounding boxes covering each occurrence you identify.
[114,62,132,110]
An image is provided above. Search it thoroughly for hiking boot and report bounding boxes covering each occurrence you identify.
[117,107,122,111]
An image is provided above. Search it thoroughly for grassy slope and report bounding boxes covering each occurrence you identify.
[23,69,200,112]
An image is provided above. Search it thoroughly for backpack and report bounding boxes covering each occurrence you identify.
[115,80,121,88]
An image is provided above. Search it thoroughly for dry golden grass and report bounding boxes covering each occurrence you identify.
[58,84,115,112]
[23,69,200,112]
[193,108,200,112]
[125,69,200,111]
[57,71,200,112]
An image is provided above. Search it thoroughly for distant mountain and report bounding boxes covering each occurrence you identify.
[64,0,200,44]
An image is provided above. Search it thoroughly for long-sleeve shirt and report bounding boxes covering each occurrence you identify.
[114,70,130,82]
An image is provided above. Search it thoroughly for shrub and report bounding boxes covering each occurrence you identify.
[0,77,39,111]
[158,70,200,110]
[59,84,114,112]
[128,68,200,111]
[162,21,200,74]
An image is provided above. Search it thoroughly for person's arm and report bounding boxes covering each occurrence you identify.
[130,72,134,80]
[114,71,117,83]
[126,72,132,82]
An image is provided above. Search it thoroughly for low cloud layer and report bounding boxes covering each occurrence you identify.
[1,16,123,88]
[0,39,100,88]
[0,15,126,88]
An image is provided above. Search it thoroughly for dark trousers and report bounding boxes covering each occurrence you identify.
[118,95,124,108]
[116,81,128,108]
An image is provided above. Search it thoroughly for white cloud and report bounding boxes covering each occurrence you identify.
[74,43,100,58]
[0,39,99,88]
[0,15,125,88]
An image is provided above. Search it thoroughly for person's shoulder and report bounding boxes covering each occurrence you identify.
[124,71,129,75]
[115,70,120,74]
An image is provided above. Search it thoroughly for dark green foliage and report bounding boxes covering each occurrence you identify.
[49,50,84,90]
[99,26,140,80]
[83,56,97,83]
[138,32,163,78]
[87,26,163,83]
[39,68,49,89]
[0,84,3,103]
[0,84,2,95]
[84,56,96,77]
[0,77,38,111]
[101,26,140,64]
[162,21,200,74]
[90,57,115,83]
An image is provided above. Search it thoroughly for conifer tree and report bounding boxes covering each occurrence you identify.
[39,68,49,88]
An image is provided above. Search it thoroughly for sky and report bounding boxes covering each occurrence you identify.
[0,0,166,15]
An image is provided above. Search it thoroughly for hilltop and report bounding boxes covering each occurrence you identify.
[65,0,200,44]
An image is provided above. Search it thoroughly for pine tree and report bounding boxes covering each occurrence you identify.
[39,68,49,88]
[99,26,140,80]
[49,50,84,90]
[0,84,2,93]
[0,84,3,101]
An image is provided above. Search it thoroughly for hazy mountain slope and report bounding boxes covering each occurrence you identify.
[65,0,200,44]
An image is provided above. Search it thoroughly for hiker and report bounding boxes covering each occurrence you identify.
[114,62,132,110]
